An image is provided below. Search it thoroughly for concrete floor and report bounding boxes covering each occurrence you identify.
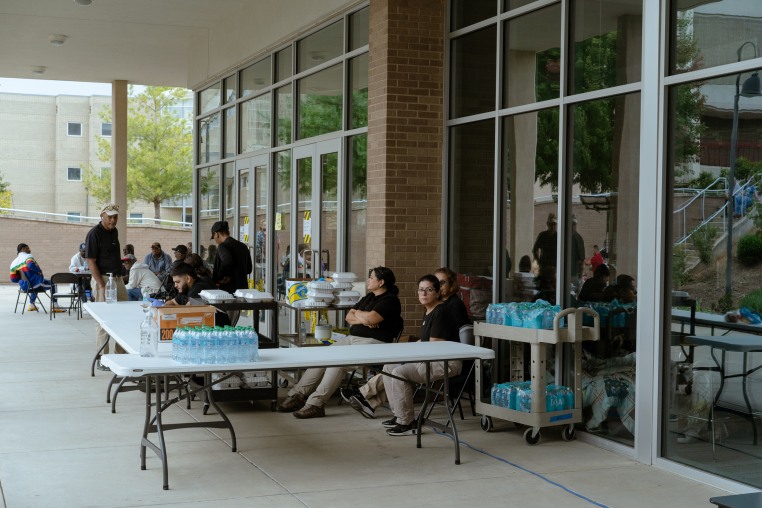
[0,285,727,507]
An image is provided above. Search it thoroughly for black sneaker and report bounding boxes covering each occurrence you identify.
[349,394,375,419]
[381,417,398,429]
[339,387,359,403]
[387,423,417,436]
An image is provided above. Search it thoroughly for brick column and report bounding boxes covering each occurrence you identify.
[367,0,445,331]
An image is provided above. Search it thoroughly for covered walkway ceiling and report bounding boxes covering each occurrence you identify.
[0,0,249,87]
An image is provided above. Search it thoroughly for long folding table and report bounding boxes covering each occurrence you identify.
[88,302,495,490]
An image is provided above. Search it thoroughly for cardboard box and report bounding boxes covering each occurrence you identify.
[156,305,216,342]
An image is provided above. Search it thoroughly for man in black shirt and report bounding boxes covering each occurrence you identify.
[210,221,252,294]
[165,263,229,326]
[85,203,128,366]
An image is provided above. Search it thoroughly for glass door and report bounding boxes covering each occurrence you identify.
[236,154,270,291]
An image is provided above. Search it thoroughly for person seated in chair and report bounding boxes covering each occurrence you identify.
[10,243,58,312]
[276,266,404,419]
[346,267,470,419]
[601,274,636,304]
[143,242,173,280]
[165,263,229,326]
[122,254,163,301]
[578,264,610,302]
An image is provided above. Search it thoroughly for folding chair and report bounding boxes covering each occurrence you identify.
[49,272,83,320]
[338,328,404,405]
[13,270,50,315]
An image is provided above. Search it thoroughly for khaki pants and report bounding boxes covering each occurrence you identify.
[360,372,388,410]
[93,276,128,355]
[288,335,385,408]
[384,360,462,426]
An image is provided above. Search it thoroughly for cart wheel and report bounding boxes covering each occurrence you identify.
[480,415,493,432]
[524,428,541,445]
[561,425,576,442]
[278,378,289,388]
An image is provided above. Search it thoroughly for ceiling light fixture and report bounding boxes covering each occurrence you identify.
[49,34,68,46]
[74,0,93,5]
[32,66,46,75]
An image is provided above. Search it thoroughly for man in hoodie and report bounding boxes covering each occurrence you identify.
[122,254,163,301]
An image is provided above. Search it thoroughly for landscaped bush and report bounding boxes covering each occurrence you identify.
[691,224,717,266]
[740,290,762,315]
[672,245,690,286]
[737,233,762,266]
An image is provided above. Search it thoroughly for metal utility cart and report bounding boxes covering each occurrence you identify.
[474,307,599,444]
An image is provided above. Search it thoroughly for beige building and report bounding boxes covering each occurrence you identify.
[0,92,191,224]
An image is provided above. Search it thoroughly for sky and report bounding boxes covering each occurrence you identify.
[0,78,112,96]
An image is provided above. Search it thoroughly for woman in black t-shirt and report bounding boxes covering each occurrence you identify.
[434,267,471,332]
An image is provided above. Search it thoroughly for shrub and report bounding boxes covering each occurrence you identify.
[740,290,762,315]
[713,293,734,313]
[691,224,717,266]
[672,245,690,286]
[688,171,721,190]
[737,233,762,266]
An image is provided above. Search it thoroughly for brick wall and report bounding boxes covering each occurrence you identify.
[367,0,445,333]
[2,217,191,279]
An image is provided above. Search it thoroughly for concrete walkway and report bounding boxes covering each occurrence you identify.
[0,285,725,507]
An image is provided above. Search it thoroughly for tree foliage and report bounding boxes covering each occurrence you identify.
[83,86,192,220]
[0,171,11,211]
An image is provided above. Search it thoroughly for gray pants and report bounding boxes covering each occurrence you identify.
[385,360,462,426]
[288,334,385,408]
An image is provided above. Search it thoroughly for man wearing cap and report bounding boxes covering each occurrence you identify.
[85,203,128,366]
[10,243,54,312]
[69,242,92,301]
[210,220,252,294]
[171,244,189,263]
[122,253,162,301]
[532,212,558,272]
[143,242,173,280]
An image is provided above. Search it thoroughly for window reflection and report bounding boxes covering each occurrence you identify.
[199,82,220,115]
[297,21,343,73]
[198,113,220,164]
[350,54,368,129]
[349,134,367,276]
[198,165,221,270]
[450,26,496,118]
[275,150,292,324]
[298,64,343,139]
[224,106,236,158]
[451,0,496,31]
[276,85,293,146]
[241,94,271,153]
[240,58,271,98]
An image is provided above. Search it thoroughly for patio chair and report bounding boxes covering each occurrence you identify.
[13,270,50,315]
[49,272,83,320]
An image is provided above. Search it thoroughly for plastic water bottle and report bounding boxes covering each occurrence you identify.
[188,327,201,364]
[105,273,117,304]
[139,308,158,357]
[172,327,185,362]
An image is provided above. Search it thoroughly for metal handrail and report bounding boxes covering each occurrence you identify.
[0,207,191,227]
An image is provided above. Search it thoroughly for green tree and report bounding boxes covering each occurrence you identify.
[83,86,192,220]
[0,171,11,211]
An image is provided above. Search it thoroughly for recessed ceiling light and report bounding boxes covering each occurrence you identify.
[32,66,46,75]
[74,0,93,5]
[49,34,68,46]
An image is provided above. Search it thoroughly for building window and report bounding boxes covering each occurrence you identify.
[67,122,82,136]
[128,213,143,225]
[101,123,112,136]
[67,212,81,223]
[67,167,82,181]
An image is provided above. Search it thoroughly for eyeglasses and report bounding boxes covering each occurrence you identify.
[416,287,437,294]
[102,204,119,212]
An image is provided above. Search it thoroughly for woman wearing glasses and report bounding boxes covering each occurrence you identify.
[382,275,461,435]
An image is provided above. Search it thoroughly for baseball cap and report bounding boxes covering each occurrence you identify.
[210,220,229,239]
[172,244,188,254]
[121,254,137,262]
[79,242,87,250]
[101,203,120,216]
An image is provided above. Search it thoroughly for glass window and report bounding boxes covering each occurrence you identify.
[450,26,497,119]
[67,122,82,136]
[298,64,343,139]
[276,85,293,146]
[224,75,237,104]
[238,168,250,246]
[669,0,762,75]
[349,7,369,50]
[199,82,221,115]
[297,21,344,73]
[67,167,82,181]
[240,94,272,153]
[451,0,496,31]
[128,213,143,225]
[450,119,495,315]
[198,165,221,264]
[67,212,81,223]
[241,57,272,98]
[664,74,762,487]
[501,107,559,303]
[224,106,236,158]
[502,4,562,108]
[254,164,269,286]
[275,150,292,333]
[503,0,539,11]
[349,134,367,276]
[321,152,339,275]
[198,113,221,164]
[224,162,235,227]
[276,46,293,83]
[101,122,112,136]
[350,54,368,129]
[572,93,641,446]
[569,0,642,94]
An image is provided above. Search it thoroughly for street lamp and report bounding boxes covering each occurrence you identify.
[725,41,762,298]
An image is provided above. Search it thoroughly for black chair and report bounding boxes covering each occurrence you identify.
[13,270,50,315]
[49,273,83,320]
